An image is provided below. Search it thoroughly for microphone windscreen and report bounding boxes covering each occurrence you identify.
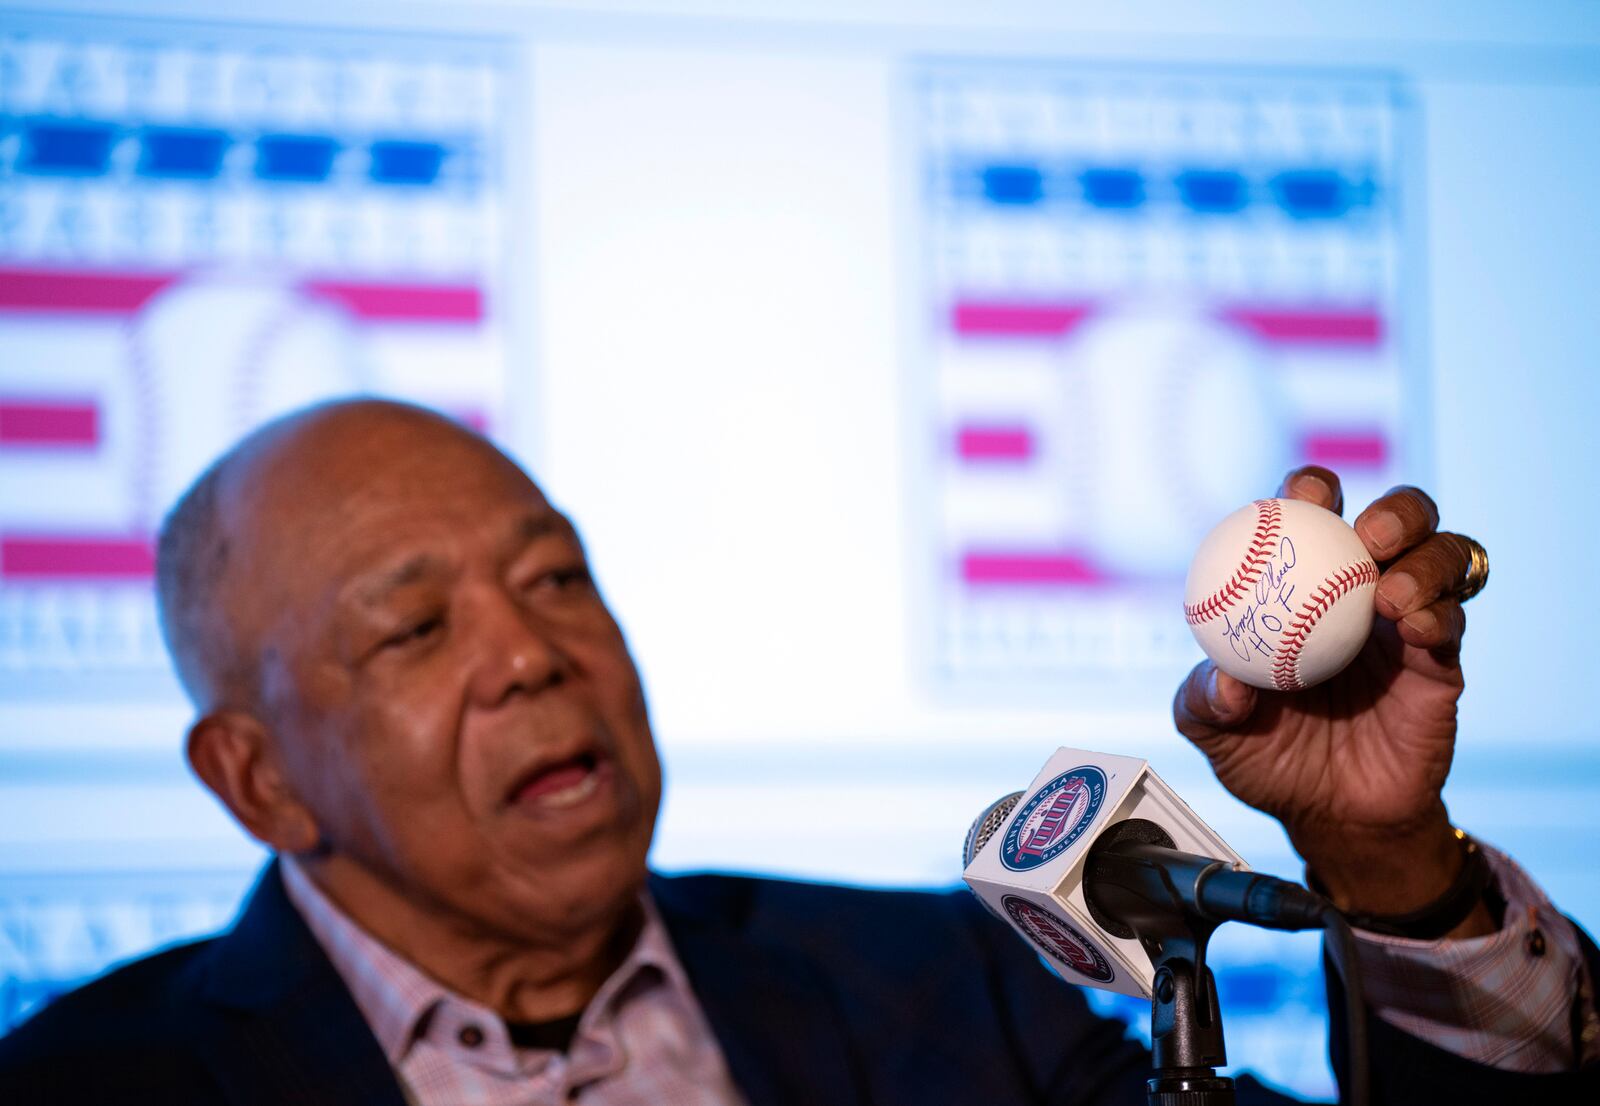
[962,791,1024,867]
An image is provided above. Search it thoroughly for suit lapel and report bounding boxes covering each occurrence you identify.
[651,874,868,1106]
[193,861,408,1106]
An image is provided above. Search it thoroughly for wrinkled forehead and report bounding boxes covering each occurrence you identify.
[220,412,553,614]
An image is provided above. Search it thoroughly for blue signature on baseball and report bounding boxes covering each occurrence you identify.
[1222,538,1298,662]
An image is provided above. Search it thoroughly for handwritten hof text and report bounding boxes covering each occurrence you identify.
[1221,538,1297,665]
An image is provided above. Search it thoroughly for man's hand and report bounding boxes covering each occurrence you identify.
[1174,467,1494,936]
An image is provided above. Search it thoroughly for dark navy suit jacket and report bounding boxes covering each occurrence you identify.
[1,863,1596,1104]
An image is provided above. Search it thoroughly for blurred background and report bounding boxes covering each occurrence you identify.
[1,1,1598,1096]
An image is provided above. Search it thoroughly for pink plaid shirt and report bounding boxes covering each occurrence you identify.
[1330,841,1600,1072]
[283,847,1595,1104]
[280,860,746,1105]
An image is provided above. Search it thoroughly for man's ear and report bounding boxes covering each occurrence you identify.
[186,712,322,853]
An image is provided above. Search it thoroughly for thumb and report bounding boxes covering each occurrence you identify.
[1173,660,1258,745]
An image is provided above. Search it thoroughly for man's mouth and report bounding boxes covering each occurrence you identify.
[508,750,609,811]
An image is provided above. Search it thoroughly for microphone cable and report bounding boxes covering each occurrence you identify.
[1318,907,1370,1106]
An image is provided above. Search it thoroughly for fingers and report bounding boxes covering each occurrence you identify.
[1278,466,1343,515]
[1353,485,1441,563]
[1374,529,1477,621]
[1394,595,1467,656]
[1173,660,1258,744]
[1349,486,1474,656]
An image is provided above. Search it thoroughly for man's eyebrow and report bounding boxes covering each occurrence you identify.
[509,511,577,547]
[351,554,452,606]
[348,513,574,606]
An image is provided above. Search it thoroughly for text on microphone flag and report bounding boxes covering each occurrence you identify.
[1003,896,1116,984]
[1001,766,1108,871]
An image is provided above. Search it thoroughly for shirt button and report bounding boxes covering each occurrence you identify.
[458,1024,485,1048]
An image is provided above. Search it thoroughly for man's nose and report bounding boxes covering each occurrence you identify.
[464,586,570,707]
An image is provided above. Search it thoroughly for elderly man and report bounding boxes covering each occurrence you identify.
[0,399,1594,1104]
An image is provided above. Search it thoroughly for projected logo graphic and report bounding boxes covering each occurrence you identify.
[0,29,511,697]
[0,22,515,1032]
[0,871,245,1033]
[916,65,1415,691]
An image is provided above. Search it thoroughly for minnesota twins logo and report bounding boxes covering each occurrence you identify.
[1001,896,1115,983]
[999,766,1107,871]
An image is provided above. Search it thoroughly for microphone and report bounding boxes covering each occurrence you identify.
[960,746,1323,998]
[963,748,1369,1106]
[1082,817,1327,936]
[965,800,1326,942]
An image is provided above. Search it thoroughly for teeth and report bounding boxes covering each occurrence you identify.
[534,770,599,809]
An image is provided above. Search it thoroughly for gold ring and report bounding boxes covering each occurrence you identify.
[1455,536,1490,603]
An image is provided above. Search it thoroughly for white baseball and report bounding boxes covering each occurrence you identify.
[1184,499,1379,691]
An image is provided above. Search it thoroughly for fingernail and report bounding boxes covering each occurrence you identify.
[1379,571,1418,611]
[1402,608,1437,636]
[1206,667,1226,712]
[1290,473,1331,502]
[1360,512,1404,554]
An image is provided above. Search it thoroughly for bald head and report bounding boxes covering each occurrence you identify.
[154,398,518,711]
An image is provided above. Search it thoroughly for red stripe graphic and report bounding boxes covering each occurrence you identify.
[1218,307,1383,346]
[0,399,99,447]
[0,267,483,323]
[951,300,1382,346]
[962,551,1108,587]
[1,535,155,580]
[956,425,1034,462]
[951,300,1095,338]
[1300,430,1388,468]
[0,268,172,313]
[302,280,483,322]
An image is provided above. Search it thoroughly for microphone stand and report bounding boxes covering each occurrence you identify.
[1083,821,1236,1105]
[1143,913,1233,1106]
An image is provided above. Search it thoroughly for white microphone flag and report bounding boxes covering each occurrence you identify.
[963,746,1248,999]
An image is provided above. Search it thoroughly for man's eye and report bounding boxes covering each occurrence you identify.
[383,616,443,649]
[533,566,593,592]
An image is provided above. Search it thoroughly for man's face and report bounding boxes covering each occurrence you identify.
[233,414,661,939]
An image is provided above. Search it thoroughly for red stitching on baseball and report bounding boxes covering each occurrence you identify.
[1269,560,1380,691]
[1184,500,1283,625]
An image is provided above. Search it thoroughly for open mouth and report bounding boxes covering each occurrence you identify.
[508,750,609,811]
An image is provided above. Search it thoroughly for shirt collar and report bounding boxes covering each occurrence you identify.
[278,856,691,1070]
